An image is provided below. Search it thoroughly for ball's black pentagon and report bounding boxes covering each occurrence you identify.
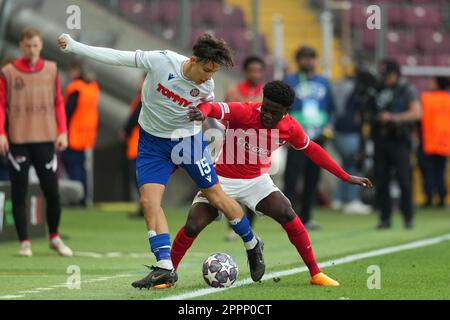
[215,270,229,283]
[214,253,228,263]
[210,280,221,288]
[202,261,209,275]
[228,267,238,281]
[209,259,222,273]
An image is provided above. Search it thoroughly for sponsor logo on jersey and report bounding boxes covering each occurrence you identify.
[156,83,192,107]
[168,73,175,81]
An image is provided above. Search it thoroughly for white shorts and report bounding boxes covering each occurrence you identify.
[192,174,280,221]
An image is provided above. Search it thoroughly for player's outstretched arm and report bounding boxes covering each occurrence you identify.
[189,102,245,122]
[58,33,137,68]
[302,140,372,188]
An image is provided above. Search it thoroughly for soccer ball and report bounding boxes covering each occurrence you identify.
[202,253,239,288]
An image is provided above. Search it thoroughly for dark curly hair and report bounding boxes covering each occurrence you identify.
[193,33,234,69]
[263,80,296,108]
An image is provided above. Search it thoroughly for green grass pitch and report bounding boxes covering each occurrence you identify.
[0,206,449,300]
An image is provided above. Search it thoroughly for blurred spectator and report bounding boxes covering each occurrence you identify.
[224,56,265,102]
[120,74,145,219]
[370,58,422,230]
[331,72,372,215]
[418,76,450,208]
[61,61,100,206]
[0,27,72,256]
[223,55,265,241]
[283,46,335,230]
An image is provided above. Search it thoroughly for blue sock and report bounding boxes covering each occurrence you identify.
[229,215,257,249]
[149,233,173,269]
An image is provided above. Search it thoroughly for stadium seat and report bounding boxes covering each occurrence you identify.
[386,6,406,28]
[410,0,448,5]
[415,29,450,53]
[432,54,450,66]
[159,0,178,27]
[223,6,246,28]
[199,0,225,27]
[350,6,367,27]
[191,0,223,28]
[386,31,415,55]
[391,53,433,66]
[405,6,442,28]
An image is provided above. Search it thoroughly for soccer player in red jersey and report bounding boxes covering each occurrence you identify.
[171,81,372,286]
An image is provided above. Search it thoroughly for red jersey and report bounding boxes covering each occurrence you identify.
[198,101,350,182]
[225,81,263,102]
[199,102,309,179]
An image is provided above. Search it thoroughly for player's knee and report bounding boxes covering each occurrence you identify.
[184,219,205,237]
[276,205,296,225]
[139,195,158,210]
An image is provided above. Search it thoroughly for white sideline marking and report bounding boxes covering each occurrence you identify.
[161,233,450,300]
[1,234,449,300]
[0,274,135,299]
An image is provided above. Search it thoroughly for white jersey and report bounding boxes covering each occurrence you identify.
[58,34,214,139]
[135,50,214,138]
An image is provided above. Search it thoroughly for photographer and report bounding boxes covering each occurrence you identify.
[332,68,374,214]
[371,58,422,230]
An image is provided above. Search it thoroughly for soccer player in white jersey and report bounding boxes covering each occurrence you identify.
[57,33,265,289]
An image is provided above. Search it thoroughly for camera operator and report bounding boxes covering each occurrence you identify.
[331,68,374,214]
[370,58,422,230]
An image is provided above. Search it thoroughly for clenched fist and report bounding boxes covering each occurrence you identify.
[57,34,72,52]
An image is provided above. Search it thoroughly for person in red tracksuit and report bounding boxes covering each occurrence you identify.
[0,27,72,257]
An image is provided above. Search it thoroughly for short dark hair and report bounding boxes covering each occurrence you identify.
[435,76,450,90]
[192,33,234,69]
[242,55,265,71]
[295,46,317,61]
[379,57,401,77]
[263,80,296,108]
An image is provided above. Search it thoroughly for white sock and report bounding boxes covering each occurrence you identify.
[244,236,258,250]
[156,259,174,270]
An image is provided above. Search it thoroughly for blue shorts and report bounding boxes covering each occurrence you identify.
[136,128,218,189]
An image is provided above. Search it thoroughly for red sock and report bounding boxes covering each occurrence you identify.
[171,227,196,271]
[282,216,321,277]
[49,233,60,241]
